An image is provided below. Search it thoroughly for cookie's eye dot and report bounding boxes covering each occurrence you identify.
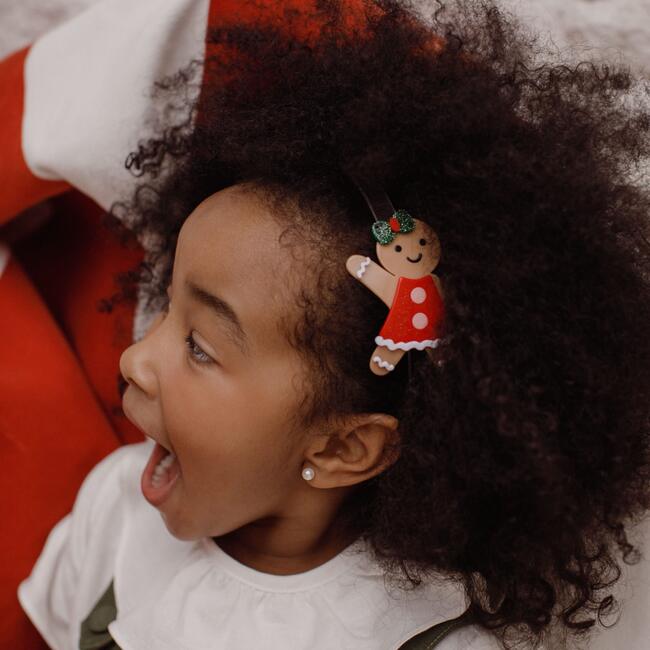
[395,245,402,252]
[419,238,427,246]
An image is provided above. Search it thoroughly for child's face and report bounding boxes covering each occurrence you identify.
[119,185,315,541]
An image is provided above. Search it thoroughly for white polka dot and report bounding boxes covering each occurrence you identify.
[412,312,428,329]
[410,287,427,304]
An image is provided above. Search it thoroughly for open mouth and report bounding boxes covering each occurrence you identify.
[407,253,423,263]
[141,440,181,507]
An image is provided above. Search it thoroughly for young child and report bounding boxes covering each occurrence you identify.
[17,0,650,648]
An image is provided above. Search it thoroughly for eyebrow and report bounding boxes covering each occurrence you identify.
[185,279,248,354]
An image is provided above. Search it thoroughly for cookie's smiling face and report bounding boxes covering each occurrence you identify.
[376,219,441,278]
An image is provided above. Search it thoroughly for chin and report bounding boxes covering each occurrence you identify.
[160,510,202,541]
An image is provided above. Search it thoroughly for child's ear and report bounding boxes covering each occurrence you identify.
[302,414,400,488]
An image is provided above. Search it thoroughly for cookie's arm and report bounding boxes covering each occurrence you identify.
[346,255,397,308]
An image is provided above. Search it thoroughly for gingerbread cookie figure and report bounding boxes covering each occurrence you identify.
[346,210,444,376]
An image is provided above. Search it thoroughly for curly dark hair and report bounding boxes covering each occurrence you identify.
[101,0,650,647]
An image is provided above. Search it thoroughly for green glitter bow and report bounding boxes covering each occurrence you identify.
[371,209,415,245]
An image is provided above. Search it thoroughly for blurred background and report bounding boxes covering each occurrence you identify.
[1,1,648,649]
[1,0,649,76]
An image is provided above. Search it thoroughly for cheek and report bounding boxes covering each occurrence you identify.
[166,374,295,481]
[422,249,439,270]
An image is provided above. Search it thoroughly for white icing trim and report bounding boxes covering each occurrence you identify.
[372,355,395,372]
[0,242,10,279]
[375,336,442,351]
[356,256,371,279]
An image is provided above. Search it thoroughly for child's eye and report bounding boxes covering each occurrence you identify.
[185,333,213,365]
[419,238,427,246]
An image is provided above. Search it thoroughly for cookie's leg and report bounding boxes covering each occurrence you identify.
[369,346,406,376]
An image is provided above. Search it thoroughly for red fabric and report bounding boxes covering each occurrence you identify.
[0,47,70,226]
[13,192,146,445]
[0,249,118,646]
[1,191,145,648]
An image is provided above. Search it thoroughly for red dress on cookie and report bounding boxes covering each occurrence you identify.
[375,275,444,350]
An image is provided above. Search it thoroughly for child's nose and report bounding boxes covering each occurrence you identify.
[119,312,165,399]
[119,342,158,400]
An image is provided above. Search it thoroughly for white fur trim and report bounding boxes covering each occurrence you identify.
[23,0,208,211]
[375,336,442,351]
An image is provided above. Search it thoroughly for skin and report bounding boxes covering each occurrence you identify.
[119,183,399,575]
[346,219,443,375]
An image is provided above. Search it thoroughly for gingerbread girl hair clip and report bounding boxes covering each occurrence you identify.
[345,175,445,376]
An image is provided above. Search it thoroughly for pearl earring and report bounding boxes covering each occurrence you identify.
[302,466,315,481]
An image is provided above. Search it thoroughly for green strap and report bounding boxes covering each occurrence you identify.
[79,579,122,650]
[397,608,475,650]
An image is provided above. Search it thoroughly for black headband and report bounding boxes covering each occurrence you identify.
[345,171,415,381]
[346,172,395,223]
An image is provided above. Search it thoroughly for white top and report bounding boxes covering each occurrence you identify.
[18,441,501,650]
